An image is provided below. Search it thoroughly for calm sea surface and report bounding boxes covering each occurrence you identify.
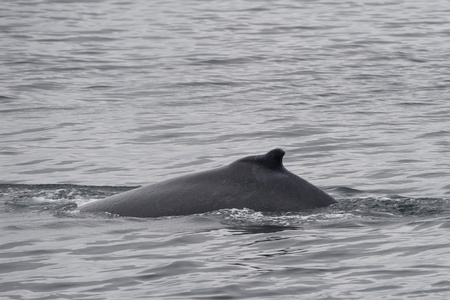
[1,0,450,299]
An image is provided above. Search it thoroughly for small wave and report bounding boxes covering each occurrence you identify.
[208,195,450,232]
[333,196,450,217]
[1,185,448,228]
[0,184,133,215]
[330,186,365,196]
[210,208,359,232]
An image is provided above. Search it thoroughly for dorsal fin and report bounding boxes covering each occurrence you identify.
[237,148,286,171]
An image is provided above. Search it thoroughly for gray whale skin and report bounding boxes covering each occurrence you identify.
[80,149,336,217]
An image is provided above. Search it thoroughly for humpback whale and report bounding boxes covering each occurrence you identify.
[80,149,336,217]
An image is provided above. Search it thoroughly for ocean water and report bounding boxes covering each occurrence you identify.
[1,0,450,299]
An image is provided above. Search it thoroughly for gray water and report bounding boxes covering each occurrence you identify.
[1,0,450,299]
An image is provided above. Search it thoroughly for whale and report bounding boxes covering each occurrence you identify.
[79,148,336,217]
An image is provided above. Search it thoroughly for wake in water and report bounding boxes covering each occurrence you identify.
[1,184,449,231]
